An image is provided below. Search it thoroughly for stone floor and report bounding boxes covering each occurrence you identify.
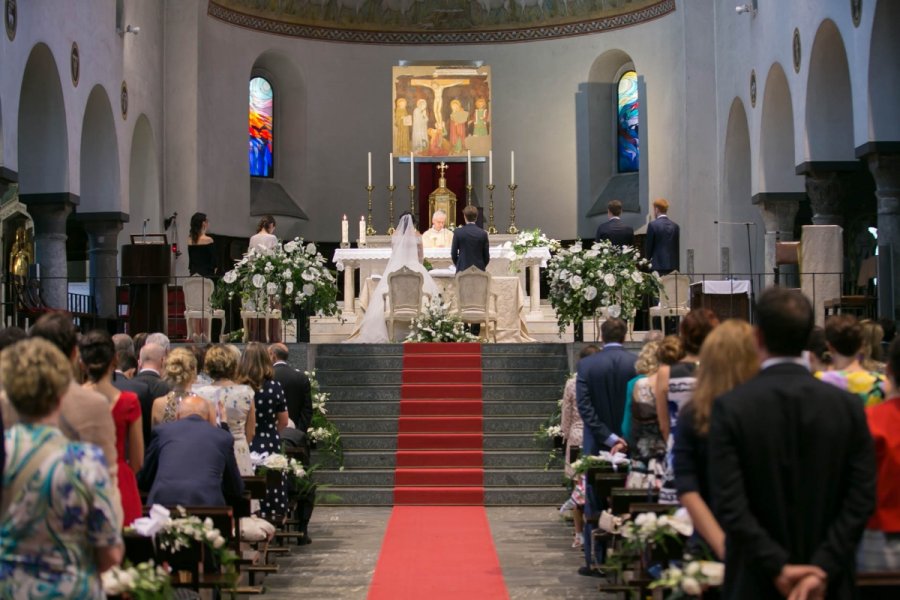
[260,506,607,599]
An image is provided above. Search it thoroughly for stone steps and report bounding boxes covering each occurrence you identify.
[327,400,559,417]
[315,469,567,487]
[321,486,569,506]
[331,415,547,434]
[315,449,564,470]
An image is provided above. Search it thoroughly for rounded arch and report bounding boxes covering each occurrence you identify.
[805,19,853,161]
[127,114,160,230]
[868,0,900,140]
[18,43,68,194]
[759,63,799,191]
[723,98,763,276]
[80,85,120,212]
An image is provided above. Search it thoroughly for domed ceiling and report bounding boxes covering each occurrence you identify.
[208,0,676,44]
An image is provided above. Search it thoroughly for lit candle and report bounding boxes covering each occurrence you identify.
[467,150,472,185]
[510,150,515,186]
[389,152,394,187]
[410,152,414,186]
[359,216,367,245]
[341,214,349,244]
[367,152,372,186]
[488,150,493,185]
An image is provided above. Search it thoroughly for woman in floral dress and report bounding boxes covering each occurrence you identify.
[1,338,122,598]
[240,343,289,520]
[195,345,256,476]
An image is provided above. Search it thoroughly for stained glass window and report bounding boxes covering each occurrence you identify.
[249,76,273,177]
[617,70,639,173]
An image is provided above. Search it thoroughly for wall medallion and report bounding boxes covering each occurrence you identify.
[5,0,16,41]
[851,0,862,27]
[71,42,80,87]
[120,81,128,120]
[792,28,801,73]
[750,70,757,108]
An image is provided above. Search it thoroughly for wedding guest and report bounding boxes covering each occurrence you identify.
[134,343,169,441]
[249,215,278,251]
[805,326,831,373]
[79,330,144,527]
[451,205,490,272]
[623,339,665,464]
[858,337,900,571]
[187,212,218,279]
[674,319,759,560]
[817,314,886,407]
[269,343,312,434]
[145,332,170,353]
[132,332,148,357]
[595,199,634,247]
[859,319,886,373]
[644,198,679,275]
[1,338,123,597]
[151,347,215,428]
[422,209,453,248]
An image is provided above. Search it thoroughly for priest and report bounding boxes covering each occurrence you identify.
[422,209,453,248]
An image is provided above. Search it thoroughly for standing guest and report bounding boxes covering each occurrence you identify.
[111,334,153,430]
[0,326,24,504]
[151,347,215,428]
[134,343,170,440]
[595,199,634,247]
[194,345,256,476]
[644,198,680,275]
[709,287,876,599]
[451,205,490,272]
[859,319,886,374]
[138,395,244,508]
[817,314,886,407]
[187,212,218,279]
[1,338,123,598]
[240,343,289,521]
[249,215,278,251]
[859,337,900,571]
[145,332,170,353]
[79,330,144,527]
[269,343,313,434]
[674,319,759,561]
[132,332,148,358]
[187,343,213,387]
[623,339,667,465]
[422,209,453,248]
[805,326,831,373]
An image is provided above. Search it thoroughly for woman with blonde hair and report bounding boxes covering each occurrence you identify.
[623,340,666,463]
[151,347,215,427]
[673,319,759,559]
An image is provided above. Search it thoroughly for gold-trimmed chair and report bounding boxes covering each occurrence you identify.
[182,276,226,343]
[648,271,691,331]
[383,266,431,341]
[454,266,498,343]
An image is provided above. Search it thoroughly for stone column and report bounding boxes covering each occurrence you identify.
[20,194,77,310]
[76,212,128,318]
[804,170,846,226]
[867,153,900,320]
[754,194,801,288]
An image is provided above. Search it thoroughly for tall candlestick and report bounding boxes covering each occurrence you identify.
[389,152,394,187]
[409,152,414,185]
[489,150,493,185]
[467,150,472,184]
[341,214,349,245]
[510,150,515,186]
[359,216,366,245]
[367,152,372,186]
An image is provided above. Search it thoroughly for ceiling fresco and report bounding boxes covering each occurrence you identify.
[208,0,676,44]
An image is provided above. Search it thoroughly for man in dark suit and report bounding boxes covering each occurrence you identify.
[451,205,490,272]
[138,395,244,507]
[133,342,170,441]
[645,198,679,275]
[269,343,312,433]
[709,287,876,599]
[595,199,634,247]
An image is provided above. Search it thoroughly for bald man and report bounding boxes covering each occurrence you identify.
[138,395,243,507]
[269,343,312,432]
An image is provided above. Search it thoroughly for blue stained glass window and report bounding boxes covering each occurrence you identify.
[249,77,273,177]
[617,70,639,173]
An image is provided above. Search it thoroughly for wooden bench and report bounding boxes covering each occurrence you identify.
[858,571,900,599]
[610,488,659,516]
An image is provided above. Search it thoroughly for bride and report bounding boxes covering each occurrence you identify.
[350,212,440,343]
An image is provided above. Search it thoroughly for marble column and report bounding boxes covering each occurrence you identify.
[755,194,801,288]
[77,212,128,318]
[867,153,900,320]
[804,170,846,226]
[20,194,77,310]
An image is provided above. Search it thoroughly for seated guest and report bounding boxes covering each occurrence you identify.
[1,338,123,598]
[859,337,900,571]
[623,339,664,463]
[187,343,213,387]
[422,209,452,248]
[817,314,886,407]
[151,347,215,428]
[138,395,244,508]
[249,215,278,251]
[805,326,831,373]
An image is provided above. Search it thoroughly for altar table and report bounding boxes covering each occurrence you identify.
[690,280,751,321]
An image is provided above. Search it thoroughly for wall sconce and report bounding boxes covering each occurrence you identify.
[735,1,757,17]
[118,24,140,36]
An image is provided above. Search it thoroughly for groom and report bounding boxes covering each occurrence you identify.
[451,205,490,272]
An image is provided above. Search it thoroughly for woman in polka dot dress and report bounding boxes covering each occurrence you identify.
[240,343,290,521]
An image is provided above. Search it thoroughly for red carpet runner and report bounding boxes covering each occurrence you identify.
[368,344,509,599]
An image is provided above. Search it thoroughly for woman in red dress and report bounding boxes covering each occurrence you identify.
[79,330,144,526]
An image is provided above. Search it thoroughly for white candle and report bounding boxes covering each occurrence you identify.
[488,150,493,185]
[342,214,349,244]
[510,151,515,186]
[409,152,414,185]
[367,152,372,186]
[389,153,394,187]
[467,150,472,184]
[25,318,29,331]
[359,216,367,245]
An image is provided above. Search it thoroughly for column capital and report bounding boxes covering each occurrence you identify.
[754,193,802,236]
[804,171,849,226]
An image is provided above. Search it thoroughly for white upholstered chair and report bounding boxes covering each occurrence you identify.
[382,266,431,341]
[648,271,691,330]
[182,277,226,343]
[240,291,282,343]
[454,266,498,342]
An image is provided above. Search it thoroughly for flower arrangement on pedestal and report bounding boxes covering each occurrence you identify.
[545,240,663,335]
[212,238,340,320]
[506,228,561,273]
[405,296,479,343]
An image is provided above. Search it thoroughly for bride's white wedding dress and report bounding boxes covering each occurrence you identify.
[349,214,440,343]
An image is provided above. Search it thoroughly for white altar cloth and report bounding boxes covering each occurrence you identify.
[333,246,550,268]
[694,280,751,295]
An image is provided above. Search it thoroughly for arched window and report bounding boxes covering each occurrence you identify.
[249,76,273,177]
[617,70,639,173]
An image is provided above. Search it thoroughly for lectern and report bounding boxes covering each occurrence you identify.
[121,238,170,334]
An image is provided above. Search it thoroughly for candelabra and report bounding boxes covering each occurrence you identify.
[408,184,416,217]
[466,184,473,207]
[365,185,376,236]
[486,184,498,234]
[386,184,396,235]
[507,183,519,235]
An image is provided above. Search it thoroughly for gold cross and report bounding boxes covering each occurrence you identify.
[437,162,448,178]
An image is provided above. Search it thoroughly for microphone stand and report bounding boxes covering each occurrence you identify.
[715,220,757,323]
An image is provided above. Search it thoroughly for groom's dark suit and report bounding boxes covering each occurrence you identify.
[595,217,634,247]
[451,222,490,272]
[709,363,876,599]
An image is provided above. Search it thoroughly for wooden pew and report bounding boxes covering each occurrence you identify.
[858,572,900,600]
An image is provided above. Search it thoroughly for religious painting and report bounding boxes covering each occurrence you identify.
[249,76,274,178]
[617,70,639,173]
[393,65,491,159]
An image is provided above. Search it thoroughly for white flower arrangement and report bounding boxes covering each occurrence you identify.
[304,369,344,466]
[650,560,725,597]
[505,228,561,273]
[405,295,479,343]
[569,451,631,476]
[101,560,171,599]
